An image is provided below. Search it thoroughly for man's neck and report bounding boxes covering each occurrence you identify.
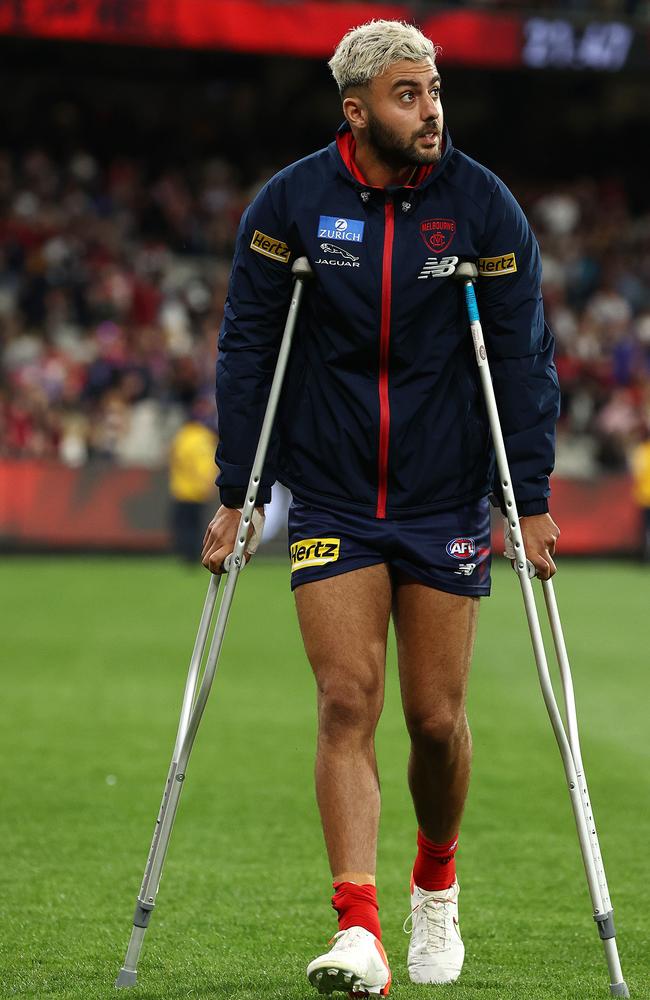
[353,140,417,189]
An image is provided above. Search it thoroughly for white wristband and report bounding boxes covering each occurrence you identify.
[240,507,265,556]
[503,518,517,560]
[503,517,536,578]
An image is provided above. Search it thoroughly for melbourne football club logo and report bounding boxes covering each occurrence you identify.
[446,537,476,559]
[420,219,456,253]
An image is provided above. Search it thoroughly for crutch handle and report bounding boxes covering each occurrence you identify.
[222,552,247,573]
[514,558,537,580]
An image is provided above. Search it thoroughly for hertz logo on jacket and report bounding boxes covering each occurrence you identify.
[250,229,291,263]
[479,252,517,276]
[290,538,340,571]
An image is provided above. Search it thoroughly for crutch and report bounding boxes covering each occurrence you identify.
[115,255,313,988]
[455,262,629,998]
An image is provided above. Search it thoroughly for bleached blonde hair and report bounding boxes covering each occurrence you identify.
[328,20,439,95]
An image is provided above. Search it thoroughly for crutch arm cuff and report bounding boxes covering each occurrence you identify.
[220,486,271,508]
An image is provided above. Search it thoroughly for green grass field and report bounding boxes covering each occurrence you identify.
[1,557,647,999]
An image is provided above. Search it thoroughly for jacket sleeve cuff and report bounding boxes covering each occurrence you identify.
[517,498,550,517]
[219,486,272,508]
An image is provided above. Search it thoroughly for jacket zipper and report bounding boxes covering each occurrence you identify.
[376,197,394,519]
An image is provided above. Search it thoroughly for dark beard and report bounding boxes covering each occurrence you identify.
[366,111,442,171]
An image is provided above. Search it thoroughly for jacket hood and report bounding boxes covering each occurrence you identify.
[330,120,454,194]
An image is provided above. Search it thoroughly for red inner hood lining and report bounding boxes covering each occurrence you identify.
[336,130,434,189]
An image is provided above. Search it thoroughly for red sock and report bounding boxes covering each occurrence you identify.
[412,830,458,891]
[332,882,381,940]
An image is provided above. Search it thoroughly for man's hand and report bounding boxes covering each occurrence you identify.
[519,513,560,580]
[201,505,264,574]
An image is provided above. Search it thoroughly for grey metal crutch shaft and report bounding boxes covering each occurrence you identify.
[456,262,628,998]
[116,255,313,988]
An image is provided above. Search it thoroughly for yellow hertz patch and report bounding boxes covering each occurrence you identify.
[250,229,291,264]
[290,537,340,572]
[479,252,517,276]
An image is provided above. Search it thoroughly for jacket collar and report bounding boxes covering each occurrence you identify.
[331,120,453,193]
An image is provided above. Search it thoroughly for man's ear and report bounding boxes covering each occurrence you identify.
[342,94,368,130]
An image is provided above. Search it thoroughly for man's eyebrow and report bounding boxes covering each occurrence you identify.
[391,75,441,90]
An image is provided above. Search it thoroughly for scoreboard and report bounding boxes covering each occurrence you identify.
[522,18,634,72]
[0,0,646,72]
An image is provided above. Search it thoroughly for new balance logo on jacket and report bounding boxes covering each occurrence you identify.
[417,256,460,279]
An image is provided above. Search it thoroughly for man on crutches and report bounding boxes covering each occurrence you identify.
[200,18,568,997]
[116,19,626,993]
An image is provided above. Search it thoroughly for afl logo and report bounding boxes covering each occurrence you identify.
[446,537,476,559]
[335,218,348,232]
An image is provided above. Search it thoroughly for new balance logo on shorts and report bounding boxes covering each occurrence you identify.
[290,537,340,572]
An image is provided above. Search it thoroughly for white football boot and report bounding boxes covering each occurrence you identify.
[307,925,391,996]
[404,877,464,985]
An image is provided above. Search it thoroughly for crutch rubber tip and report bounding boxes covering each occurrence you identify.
[115,968,137,988]
[610,983,629,998]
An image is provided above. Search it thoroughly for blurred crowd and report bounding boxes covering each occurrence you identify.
[1,147,649,478]
[531,179,650,476]
[0,148,268,467]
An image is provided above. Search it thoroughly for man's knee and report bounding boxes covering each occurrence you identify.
[317,676,383,740]
[406,706,469,753]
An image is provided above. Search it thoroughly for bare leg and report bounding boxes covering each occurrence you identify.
[393,578,479,843]
[295,564,392,882]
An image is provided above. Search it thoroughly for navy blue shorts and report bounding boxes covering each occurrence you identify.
[287,495,492,597]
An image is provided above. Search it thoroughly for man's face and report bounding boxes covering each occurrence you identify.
[361,59,444,170]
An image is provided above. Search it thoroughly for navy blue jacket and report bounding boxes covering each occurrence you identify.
[216,124,559,519]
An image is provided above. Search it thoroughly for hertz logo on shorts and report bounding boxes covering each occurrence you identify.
[478,252,517,276]
[250,229,291,264]
[290,537,340,572]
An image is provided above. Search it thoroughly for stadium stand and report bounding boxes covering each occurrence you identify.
[1,38,649,485]
[2,140,648,475]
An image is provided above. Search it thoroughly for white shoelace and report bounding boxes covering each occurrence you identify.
[403,896,454,950]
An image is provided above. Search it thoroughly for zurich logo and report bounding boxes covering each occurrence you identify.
[446,537,476,559]
[318,215,365,243]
